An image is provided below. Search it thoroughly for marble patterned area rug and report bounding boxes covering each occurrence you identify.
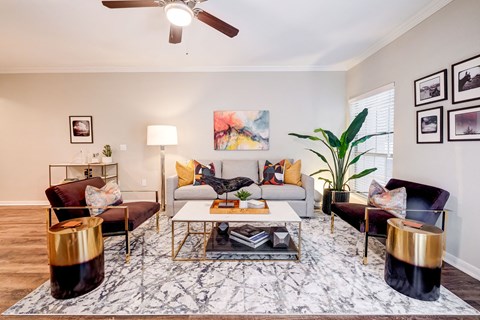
[4,214,479,316]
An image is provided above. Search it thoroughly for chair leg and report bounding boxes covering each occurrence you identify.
[330,213,335,234]
[125,231,131,263]
[156,211,160,233]
[363,232,369,265]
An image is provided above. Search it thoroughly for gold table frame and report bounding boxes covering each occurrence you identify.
[171,220,302,262]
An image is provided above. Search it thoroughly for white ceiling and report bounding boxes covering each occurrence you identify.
[0,0,451,73]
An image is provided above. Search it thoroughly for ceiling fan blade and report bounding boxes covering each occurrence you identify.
[169,25,183,44]
[102,1,160,9]
[195,10,239,38]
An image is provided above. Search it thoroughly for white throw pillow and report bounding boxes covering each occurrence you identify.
[85,181,123,215]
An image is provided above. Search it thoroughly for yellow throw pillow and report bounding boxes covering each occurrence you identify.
[176,160,194,187]
[284,159,302,186]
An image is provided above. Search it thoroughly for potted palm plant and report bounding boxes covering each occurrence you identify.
[289,108,391,214]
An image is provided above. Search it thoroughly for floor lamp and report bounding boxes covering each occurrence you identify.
[147,125,178,212]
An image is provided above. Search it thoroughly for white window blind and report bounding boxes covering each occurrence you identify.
[349,83,395,193]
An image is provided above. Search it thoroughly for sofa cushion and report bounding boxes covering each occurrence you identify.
[261,160,285,185]
[175,185,218,200]
[260,184,305,200]
[193,160,216,186]
[218,184,261,200]
[176,160,194,187]
[284,159,302,186]
[222,160,259,182]
[196,160,222,178]
[258,159,293,182]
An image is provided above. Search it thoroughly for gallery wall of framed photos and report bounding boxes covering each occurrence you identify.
[415,52,480,144]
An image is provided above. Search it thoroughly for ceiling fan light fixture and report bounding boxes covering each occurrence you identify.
[165,2,194,27]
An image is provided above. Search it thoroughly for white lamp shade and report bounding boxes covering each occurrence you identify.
[147,125,178,146]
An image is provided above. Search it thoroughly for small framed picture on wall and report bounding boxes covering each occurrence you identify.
[416,106,443,144]
[452,54,480,104]
[69,116,93,144]
[447,105,480,141]
[414,69,447,107]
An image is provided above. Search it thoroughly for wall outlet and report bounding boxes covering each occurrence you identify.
[120,144,127,151]
[141,178,147,186]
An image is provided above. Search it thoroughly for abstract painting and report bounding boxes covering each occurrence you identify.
[214,110,269,150]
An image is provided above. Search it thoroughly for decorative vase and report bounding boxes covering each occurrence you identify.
[217,222,229,234]
[102,157,112,164]
[322,188,350,215]
[239,200,248,209]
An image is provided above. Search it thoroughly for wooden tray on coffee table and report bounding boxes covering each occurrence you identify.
[210,199,269,214]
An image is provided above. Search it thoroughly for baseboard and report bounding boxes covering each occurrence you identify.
[444,251,480,281]
[0,201,49,206]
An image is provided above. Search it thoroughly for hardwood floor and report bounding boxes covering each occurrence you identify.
[1,206,479,320]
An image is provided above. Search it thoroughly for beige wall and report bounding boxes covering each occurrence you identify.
[347,0,480,276]
[0,71,346,202]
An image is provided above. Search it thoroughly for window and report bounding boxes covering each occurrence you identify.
[349,83,394,193]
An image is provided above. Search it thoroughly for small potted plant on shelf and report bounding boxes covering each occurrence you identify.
[102,145,113,164]
[234,189,252,208]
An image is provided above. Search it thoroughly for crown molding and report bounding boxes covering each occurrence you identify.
[0,64,347,74]
[344,0,453,70]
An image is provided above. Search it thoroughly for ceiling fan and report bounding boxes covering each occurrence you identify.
[101,0,239,44]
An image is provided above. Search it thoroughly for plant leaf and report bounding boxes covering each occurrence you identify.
[288,133,321,141]
[316,177,333,185]
[347,149,374,167]
[309,169,330,177]
[351,131,392,147]
[345,168,377,182]
[307,148,328,164]
[344,108,368,144]
[313,128,341,147]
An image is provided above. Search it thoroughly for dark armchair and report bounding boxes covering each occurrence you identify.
[45,177,161,261]
[330,178,450,264]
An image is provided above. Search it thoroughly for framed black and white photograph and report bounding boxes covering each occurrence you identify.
[448,105,480,141]
[452,54,480,104]
[417,106,443,144]
[69,116,93,144]
[414,69,447,106]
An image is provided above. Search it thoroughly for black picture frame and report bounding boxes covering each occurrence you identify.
[414,69,447,107]
[447,105,480,141]
[416,106,443,144]
[452,53,480,104]
[69,116,93,144]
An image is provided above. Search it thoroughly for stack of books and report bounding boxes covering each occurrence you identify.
[229,224,269,248]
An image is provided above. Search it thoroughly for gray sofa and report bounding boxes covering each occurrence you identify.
[166,159,315,218]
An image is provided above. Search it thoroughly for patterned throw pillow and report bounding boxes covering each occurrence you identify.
[85,181,123,215]
[176,160,194,187]
[367,179,407,218]
[193,160,216,186]
[261,160,285,185]
[284,159,302,186]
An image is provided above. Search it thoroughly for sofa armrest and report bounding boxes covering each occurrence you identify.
[166,175,178,217]
[301,173,315,216]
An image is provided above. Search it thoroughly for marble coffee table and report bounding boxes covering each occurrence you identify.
[171,200,302,261]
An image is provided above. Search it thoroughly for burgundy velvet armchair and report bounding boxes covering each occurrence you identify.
[45,177,161,261]
[330,178,450,264]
